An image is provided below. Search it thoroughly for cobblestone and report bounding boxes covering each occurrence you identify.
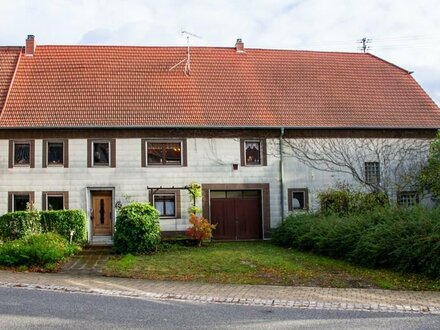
[1,269,440,315]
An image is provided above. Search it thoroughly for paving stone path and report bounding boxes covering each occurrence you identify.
[1,268,440,315]
[59,247,113,275]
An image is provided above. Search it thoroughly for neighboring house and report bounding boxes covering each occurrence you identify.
[1,36,439,244]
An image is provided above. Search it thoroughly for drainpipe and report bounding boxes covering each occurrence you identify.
[279,127,285,223]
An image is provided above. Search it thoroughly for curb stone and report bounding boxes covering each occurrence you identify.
[1,281,439,315]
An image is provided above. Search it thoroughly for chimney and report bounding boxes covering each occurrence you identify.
[25,35,35,56]
[235,38,244,53]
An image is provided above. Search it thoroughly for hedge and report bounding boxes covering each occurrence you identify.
[40,210,87,243]
[272,206,440,278]
[0,210,87,243]
[0,211,41,241]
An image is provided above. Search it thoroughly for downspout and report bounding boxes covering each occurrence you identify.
[279,127,285,223]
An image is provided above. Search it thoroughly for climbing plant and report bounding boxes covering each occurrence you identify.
[187,182,202,215]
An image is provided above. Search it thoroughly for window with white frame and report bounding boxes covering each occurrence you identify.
[240,139,266,167]
[88,139,115,168]
[43,192,68,210]
[153,194,176,217]
[365,162,380,184]
[288,188,309,211]
[149,189,181,218]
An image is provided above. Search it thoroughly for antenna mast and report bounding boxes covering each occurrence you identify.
[358,37,372,53]
[169,30,201,76]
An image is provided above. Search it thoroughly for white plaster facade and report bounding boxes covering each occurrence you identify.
[0,135,431,240]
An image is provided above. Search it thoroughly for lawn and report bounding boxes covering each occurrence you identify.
[103,241,440,290]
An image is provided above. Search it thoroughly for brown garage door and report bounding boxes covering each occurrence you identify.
[210,190,262,240]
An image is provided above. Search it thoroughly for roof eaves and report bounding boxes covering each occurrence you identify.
[0,125,438,130]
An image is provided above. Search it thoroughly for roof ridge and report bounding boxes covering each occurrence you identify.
[26,44,368,56]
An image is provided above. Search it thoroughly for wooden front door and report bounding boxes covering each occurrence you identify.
[91,191,113,236]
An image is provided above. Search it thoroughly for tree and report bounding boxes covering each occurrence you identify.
[283,137,430,196]
[418,131,440,199]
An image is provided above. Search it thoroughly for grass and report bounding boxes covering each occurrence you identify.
[103,241,440,291]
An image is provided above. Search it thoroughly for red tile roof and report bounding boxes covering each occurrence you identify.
[0,45,439,128]
[0,47,21,114]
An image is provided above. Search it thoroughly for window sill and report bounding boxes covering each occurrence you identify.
[12,164,31,168]
[146,165,183,168]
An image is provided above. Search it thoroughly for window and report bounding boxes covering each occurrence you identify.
[365,162,380,184]
[14,143,30,165]
[8,192,34,212]
[87,139,116,168]
[240,139,267,166]
[154,194,176,217]
[42,192,69,210]
[43,140,68,167]
[245,141,261,165]
[288,188,309,211]
[94,142,109,166]
[143,140,187,166]
[9,140,35,168]
[149,189,181,218]
[397,191,418,207]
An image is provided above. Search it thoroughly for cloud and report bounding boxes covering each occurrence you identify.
[0,0,438,105]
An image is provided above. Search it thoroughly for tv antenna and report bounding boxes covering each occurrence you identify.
[169,30,202,75]
[358,37,372,53]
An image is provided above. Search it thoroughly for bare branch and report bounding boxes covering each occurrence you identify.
[283,137,430,196]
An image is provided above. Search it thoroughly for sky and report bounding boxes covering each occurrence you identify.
[1,0,439,106]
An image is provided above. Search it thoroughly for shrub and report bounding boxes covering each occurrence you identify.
[0,232,79,268]
[273,206,440,278]
[0,211,41,241]
[185,214,216,246]
[418,131,440,199]
[0,210,87,244]
[318,187,388,215]
[40,210,87,243]
[113,202,161,254]
[351,207,440,277]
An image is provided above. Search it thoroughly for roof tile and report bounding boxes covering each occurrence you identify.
[0,45,439,128]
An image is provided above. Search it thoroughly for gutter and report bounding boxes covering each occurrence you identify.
[279,127,285,223]
[0,125,438,130]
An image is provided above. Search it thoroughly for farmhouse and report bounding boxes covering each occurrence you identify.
[1,36,439,244]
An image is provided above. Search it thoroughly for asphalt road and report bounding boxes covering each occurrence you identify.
[0,287,439,329]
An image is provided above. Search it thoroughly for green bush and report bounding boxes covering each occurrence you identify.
[351,207,440,277]
[418,131,440,199]
[0,211,41,241]
[0,210,87,244]
[0,232,79,268]
[273,206,440,278]
[113,202,161,254]
[40,210,87,243]
[318,187,388,215]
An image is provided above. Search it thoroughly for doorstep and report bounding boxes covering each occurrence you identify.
[91,235,113,246]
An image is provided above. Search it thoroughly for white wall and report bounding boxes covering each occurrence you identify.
[1,136,428,231]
